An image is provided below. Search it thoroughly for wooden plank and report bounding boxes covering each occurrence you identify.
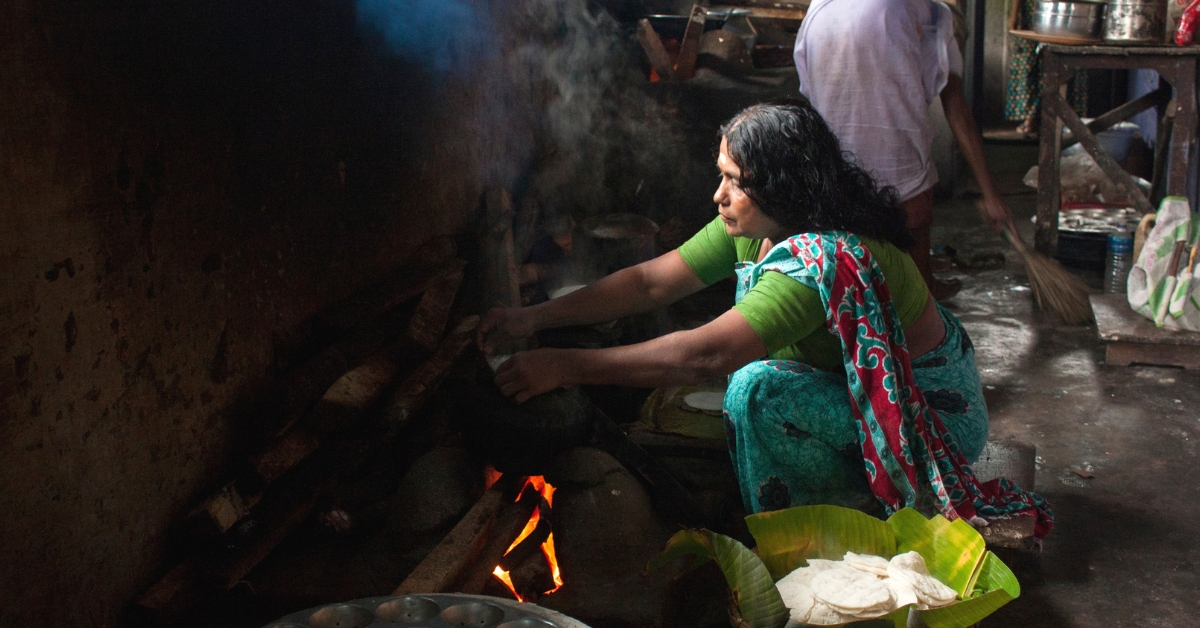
[1049,91,1155,214]
[1106,342,1200,369]
[675,4,707,81]
[483,190,520,311]
[191,344,408,535]
[1009,29,1100,46]
[406,266,466,351]
[1042,44,1200,57]
[130,564,204,627]
[194,318,481,592]
[711,5,806,20]
[386,316,480,427]
[636,19,677,82]
[1061,86,1170,152]
[1091,293,1200,346]
[394,481,511,595]
[276,259,467,436]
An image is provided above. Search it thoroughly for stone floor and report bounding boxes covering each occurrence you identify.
[934,141,1200,627]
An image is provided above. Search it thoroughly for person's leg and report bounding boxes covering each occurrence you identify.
[910,305,989,464]
[723,359,880,515]
[901,189,960,300]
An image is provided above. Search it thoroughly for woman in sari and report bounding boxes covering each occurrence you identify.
[478,101,1051,535]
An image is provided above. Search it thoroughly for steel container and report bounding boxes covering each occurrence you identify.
[1032,0,1107,38]
[1103,0,1167,43]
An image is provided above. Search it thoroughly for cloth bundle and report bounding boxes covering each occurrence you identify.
[1128,197,1200,331]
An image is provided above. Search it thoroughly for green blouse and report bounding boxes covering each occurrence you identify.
[678,216,929,371]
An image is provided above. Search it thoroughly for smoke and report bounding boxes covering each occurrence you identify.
[359,0,706,225]
[487,0,698,223]
[356,0,496,73]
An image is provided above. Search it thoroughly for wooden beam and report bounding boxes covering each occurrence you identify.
[637,19,677,82]
[1049,91,1155,214]
[1061,86,1170,151]
[1035,51,1065,255]
[483,190,520,310]
[675,4,707,81]
[406,266,466,351]
[386,316,479,428]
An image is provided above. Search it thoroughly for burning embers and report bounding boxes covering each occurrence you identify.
[493,476,564,602]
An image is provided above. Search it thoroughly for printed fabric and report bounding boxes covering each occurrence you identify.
[723,232,1054,537]
[1005,0,1088,121]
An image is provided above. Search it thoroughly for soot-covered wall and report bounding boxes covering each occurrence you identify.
[0,0,707,625]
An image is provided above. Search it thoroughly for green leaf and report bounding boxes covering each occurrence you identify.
[657,506,1020,628]
[645,529,716,575]
[646,530,789,628]
[746,505,897,580]
[914,552,1019,628]
[887,509,985,597]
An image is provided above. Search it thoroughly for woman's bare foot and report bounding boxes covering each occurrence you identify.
[1015,117,1038,138]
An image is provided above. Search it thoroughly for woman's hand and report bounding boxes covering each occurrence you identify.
[976,197,1017,233]
[477,307,537,356]
[493,349,571,403]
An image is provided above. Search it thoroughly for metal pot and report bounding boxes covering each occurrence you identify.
[460,377,594,476]
[1052,206,1140,269]
[1032,0,1107,39]
[1103,0,1167,43]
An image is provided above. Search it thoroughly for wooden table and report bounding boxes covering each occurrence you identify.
[1033,44,1200,254]
[1091,293,1200,369]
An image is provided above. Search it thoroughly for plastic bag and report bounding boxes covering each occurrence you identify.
[1127,197,1200,330]
[1175,0,1200,46]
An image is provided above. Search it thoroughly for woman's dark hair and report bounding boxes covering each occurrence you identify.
[718,100,915,250]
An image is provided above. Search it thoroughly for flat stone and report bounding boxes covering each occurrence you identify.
[390,447,484,533]
[540,447,676,628]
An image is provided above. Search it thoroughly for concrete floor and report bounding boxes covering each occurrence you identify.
[935,142,1200,626]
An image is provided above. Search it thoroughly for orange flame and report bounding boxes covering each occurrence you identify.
[492,476,564,601]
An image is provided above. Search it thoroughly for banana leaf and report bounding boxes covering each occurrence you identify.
[647,529,789,628]
[886,509,985,597]
[746,505,897,581]
[648,506,1020,628]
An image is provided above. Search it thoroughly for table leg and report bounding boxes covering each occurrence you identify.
[1166,58,1197,198]
[1036,51,1064,255]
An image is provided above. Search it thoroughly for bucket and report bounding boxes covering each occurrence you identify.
[1104,0,1168,43]
[1032,1,1107,38]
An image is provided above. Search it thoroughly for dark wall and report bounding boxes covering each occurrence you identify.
[0,1,511,625]
[0,0,721,625]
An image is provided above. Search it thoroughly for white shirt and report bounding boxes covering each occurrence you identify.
[794,0,962,201]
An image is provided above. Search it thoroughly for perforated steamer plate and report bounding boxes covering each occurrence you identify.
[264,593,592,628]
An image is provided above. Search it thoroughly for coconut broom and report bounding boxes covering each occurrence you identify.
[1001,225,1094,324]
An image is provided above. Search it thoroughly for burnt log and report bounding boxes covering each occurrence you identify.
[637,19,677,81]
[136,317,480,622]
[393,476,525,596]
[276,258,467,436]
[454,483,543,595]
[497,515,552,573]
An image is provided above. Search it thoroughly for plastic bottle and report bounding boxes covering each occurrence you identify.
[1104,226,1134,294]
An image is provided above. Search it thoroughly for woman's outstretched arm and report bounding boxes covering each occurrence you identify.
[477,249,711,354]
[493,307,767,402]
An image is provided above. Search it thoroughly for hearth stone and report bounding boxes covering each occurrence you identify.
[390,447,485,533]
[539,447,677,628]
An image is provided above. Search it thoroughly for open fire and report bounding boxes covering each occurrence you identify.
[493,476,564,601]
